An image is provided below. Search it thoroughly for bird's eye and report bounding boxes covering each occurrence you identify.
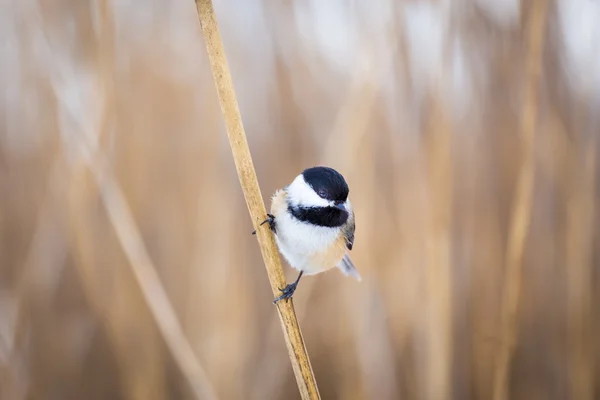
[317,190,327,198]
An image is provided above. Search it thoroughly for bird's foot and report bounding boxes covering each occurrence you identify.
[273,282,298,304]
[252,214,276,235]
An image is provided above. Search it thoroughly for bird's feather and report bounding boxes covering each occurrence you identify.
[337,254,361,281]
[343,213,355,250]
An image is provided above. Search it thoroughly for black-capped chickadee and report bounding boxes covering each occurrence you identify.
[253,166,361,303]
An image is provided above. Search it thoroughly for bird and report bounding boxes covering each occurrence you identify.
[252,166,361,303]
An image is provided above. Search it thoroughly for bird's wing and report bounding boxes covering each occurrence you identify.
[338,215,360,280]
[337,254,361,281]
[343,214,355,251]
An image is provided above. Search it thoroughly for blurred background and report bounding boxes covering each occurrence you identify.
[1,0,599,399]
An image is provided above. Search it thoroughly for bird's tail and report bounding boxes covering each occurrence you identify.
[338,254,362,281]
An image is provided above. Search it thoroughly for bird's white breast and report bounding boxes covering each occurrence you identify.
[270,190,342,275]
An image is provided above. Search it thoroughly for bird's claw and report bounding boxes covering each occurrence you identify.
[273,282,298,304]
[252,214,276,235]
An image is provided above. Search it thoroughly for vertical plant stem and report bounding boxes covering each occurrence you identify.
[193,1,320,399]
[566,93,598,399]
[492,1,548,399]
[424,92,453,400]
[566,142,596,400]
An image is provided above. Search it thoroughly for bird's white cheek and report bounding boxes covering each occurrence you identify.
[287,175,330,208]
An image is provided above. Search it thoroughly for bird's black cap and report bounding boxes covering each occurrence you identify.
[302,166,349,202]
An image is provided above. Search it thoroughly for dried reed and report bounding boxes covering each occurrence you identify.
[492,1,548,399]
[66,2,217,399]
[194,0,320,399]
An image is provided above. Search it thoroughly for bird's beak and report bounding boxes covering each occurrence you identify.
[334,202,346,212]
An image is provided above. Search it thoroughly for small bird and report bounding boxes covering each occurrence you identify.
[253,166,361,303]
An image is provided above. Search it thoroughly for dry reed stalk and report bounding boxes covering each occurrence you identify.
[420,7,455,398]
[68,141,218,400]
[194,1,320,399]
[66,2,166,399]
[423,91,453,400]
[71,4,161,400]
[64,2,218,399]
[69,171,170,400]
[566,139,596,400]
[345,104,399,399]
[492,1,548,399]
[80,158,218,400]
[5,155,68,400]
